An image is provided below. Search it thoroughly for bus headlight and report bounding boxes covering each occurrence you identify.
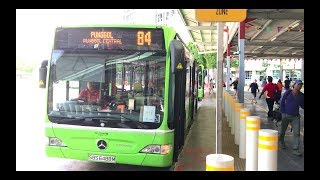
[48,137,67,147]
[140,144,171,155]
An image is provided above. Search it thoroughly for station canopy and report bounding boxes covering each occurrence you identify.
[178,9,217,54]
[178,9,304,60]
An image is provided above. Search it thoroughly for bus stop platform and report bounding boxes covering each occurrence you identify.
[172,90,304,171]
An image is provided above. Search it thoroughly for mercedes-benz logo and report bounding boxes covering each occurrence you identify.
[97,140,107,150]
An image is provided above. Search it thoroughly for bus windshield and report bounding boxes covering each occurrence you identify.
[48,50,166,129]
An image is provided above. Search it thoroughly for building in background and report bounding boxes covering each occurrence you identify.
[228,59,303,86]
[123,9,176,26]
[123,9,156,24]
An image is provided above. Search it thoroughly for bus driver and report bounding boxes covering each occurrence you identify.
[74,82,100,104]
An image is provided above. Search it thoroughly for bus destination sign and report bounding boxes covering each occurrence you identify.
[54,27,165,51]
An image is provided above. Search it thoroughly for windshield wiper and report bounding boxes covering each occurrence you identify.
[119,115,148,129]
[91,116,121,121]
[49,116,86,124]
[91,115,130,122]
[120,114,139,121]
[49,114,148,129]
[96,111,124,114]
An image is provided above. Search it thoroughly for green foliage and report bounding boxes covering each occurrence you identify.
[116,64,123,72]
[187,42,206,68]
[261,60,270,76]
[262,60,270,68]
[230,59,238,68]
[204,52,217,69]
[273,64,281,69]
[16,58,38,73]
[288,69,296,77]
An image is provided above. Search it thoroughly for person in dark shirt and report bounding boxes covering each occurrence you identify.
[274,79,283,104]
[284,76,291,91]
[259,76,279,121]
[279,80,304,156]
[230,77,239,98]
[209,78,214,94]
[248,79,259,103]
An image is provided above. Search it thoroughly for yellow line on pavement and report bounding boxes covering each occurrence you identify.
[244,97,268,113]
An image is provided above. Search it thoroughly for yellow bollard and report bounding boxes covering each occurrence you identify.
[258,129,278,171]
[239,108,250,159]
[206,154,234,171]
[231,98,238,135]
[234,103,244,145]
[246,116,260,171]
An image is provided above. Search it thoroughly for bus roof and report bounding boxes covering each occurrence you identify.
[57,24,173,30]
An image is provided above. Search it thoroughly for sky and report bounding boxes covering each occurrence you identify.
[16,9,126,64]
[16,9,192,65]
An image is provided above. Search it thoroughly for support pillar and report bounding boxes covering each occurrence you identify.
[216,22,224,154]
[301,59,304,81]
[227,41,231,91]
[238,21,245,103]
[280,59,283,81]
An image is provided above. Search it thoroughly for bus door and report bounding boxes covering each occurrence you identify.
[194,63,198,112]
[169,40,186,161]
[190,61,196,120]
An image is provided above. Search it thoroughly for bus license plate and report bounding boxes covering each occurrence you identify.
[88,154,116,163]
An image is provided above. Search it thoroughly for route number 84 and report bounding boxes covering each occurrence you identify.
[137,31,151,46]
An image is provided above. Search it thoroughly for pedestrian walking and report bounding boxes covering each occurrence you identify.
[248,79,259,103]
[279,80,304,156]
[230,77,239,98]
[259,76,280,121]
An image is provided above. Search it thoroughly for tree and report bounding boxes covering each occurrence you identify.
[273,64,281,69]
[228,58,239,76]
[230,59,238,68]
[16,57,38,73]
[187,42,206,68]
[261,60,270,77]
[288,69,296,79]
[204,52,217,69]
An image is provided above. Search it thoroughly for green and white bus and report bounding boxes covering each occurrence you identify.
[39,25,200,167]
[197,64,206,101]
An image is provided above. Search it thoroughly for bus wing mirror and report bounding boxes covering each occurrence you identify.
[169,40,185,74]
[39,60,48,88]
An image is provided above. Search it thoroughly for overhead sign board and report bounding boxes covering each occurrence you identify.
[196,9,247,22]
[54,27,165,51]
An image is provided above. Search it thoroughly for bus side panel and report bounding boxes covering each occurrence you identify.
[185,96,190,130]
[45,124,65,158]
[45,124,55,138]
[141,131,174,167]
[198,88,204,99]
[46,146,65,158]
[52,128,155,154]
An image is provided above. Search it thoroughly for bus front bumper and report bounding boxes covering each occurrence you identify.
[46,146,173,167]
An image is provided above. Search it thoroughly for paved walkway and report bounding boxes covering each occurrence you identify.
[173,92,245,171]
[173,89,304,171]
[242,90,304,171]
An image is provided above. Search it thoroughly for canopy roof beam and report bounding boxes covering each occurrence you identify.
[248,12,304,20]
[245,53,303,58]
